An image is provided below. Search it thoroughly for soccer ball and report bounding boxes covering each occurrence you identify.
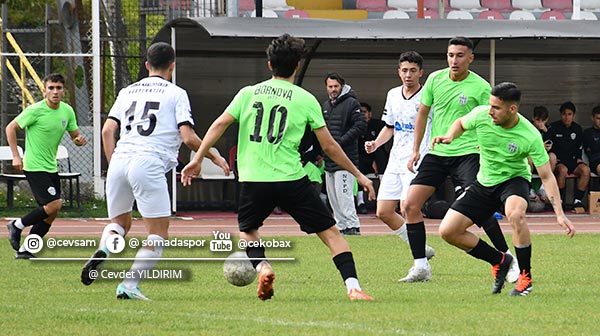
[223,251,257,287]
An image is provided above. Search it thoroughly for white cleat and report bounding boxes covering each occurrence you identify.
[506,251,520,283]
[425,245,436,260]
[399,265,432,283]
[116,283,151,301]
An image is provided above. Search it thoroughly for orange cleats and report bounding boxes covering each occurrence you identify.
[510,271,533,296]
[348,288,374,301]
[257,266,275,301]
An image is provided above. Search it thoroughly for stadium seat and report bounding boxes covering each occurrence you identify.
[387,0,418,11]
[56,145,82,209]
[283,9,310,17]
[509,10,537,19]
[581,0,600,11]
[250,9,279,16]
[542,0,572,11]
[423,8,440,17]
[573,10,599,20]
[481,0,512,11]
[540,9,566,19]
[239,0,255,11]
[356,0,391,12]
[449,0,484,11]
[512,0,545,11]
[478,9,505,18]
[446,9,475,18]
[383,9,411,17]
[264,0,294,10]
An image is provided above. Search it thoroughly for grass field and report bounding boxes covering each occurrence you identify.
[1,234,599,335]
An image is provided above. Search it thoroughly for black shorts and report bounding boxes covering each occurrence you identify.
[410,153,479,189]
[24,171,61,206]
[237,176,336,234]
[591,160,600,172]
[451,177,530,225]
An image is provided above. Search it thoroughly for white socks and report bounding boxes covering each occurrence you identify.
[393,225,409,243]
[344,277,361,294]
[122,234,164,289]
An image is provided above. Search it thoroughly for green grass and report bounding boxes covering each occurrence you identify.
[1,234,599,335]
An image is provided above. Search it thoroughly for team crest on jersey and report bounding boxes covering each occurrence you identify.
[62,120,67,128]
[507,142,518,153]
[571,132,576,140]
[458,94,468,105]
[47,186,57,196]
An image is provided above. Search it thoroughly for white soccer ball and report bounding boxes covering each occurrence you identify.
[223,251,257,287]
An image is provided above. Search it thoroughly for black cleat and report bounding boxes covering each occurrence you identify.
[6,220,22,251]
[81,249,107,285]
[510,271,533,296]
[491,253,513,294]
[15,251,36,259]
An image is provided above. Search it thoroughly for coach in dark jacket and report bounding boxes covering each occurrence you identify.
[322,72,366,235]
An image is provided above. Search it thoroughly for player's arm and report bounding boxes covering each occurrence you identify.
[430,117,466,150]
[68,129,87,146]
[536,162,575,238]
[180,124,229,175]
[181,112,235,186]
[365,125,393,154]
[407,103,430,172]
[101,118,119,164]
[5,120,23,171]
[314,126,375,201]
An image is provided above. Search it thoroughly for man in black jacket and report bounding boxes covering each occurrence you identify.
[322,72,367,235]
[547,101,591,210]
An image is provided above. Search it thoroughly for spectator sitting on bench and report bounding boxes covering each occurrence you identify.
[583,105,600,182]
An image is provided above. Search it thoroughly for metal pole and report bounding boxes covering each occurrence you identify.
[0,5,6,146]
[92,0,104,197]
[490,39,495,87]
[171,27,177,214]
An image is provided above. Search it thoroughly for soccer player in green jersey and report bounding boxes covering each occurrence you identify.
[6,73,87,259]
[432,82,575,296]
[401,37,516,283]
[181,34,376,301]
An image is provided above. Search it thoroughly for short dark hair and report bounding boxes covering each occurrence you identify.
[146,42,175,70]
[398,51,423,69]
[448,36,474,51]
[533,106,549,120]
[266,33,305,78]
[592,105,600,116]
[559,101,576,114]
[325,72,345,86]
[491,82,521,103]
[43,73,65,86]
[360,102,372,112]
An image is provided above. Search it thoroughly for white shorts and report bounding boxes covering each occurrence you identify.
[106,154,171,218]
[377,172,416,201]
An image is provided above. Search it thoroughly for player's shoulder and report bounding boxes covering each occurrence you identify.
[386,85,403,97]
[428,68,448,79]
[466,70,489,84]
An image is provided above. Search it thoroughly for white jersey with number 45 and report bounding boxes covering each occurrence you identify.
[108,76,194,169]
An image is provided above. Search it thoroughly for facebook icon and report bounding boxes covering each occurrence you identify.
[106,234,125,253]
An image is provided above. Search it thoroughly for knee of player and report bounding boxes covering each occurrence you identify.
[505,208,526,224]
[45,199,63,214]
[438,224,455,242]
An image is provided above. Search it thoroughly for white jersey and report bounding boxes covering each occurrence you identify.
[381,85,432,174]
[108,76,194,170]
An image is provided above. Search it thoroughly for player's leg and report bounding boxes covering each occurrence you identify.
[554,162,568,202]
[572,163,591,210]
[237,182,276,300]
[500,180,533,296]
[9,172,61,259]
[443,182,512,294]
[81,158,134,285]
[285,177,372,300]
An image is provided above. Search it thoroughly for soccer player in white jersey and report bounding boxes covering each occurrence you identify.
[81,42,229,300]
[364,51,436,272]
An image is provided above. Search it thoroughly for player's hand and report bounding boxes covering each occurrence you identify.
[181,162,201,186]
[364,140,377,154]
[73,135,87,146]
[430,136,452,150]
[12,157,23,172]
[357,174,376,201]
[407,151,420,173]
[211,155,231,176]
[557,215,575,238]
